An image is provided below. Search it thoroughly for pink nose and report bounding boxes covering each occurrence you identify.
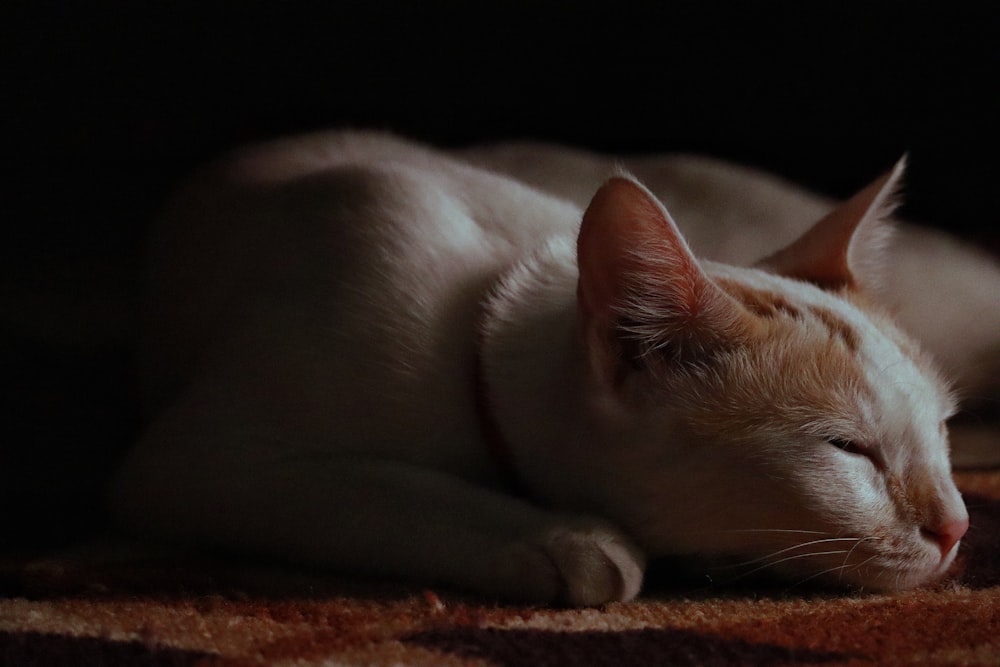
[923,517,969,558]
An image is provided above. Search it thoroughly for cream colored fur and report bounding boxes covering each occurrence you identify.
[113,131,993,605]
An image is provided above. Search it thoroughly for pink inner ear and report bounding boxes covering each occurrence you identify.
[762,218,856,289]
[758,159,904,290]
[577,177,703,323]
[577,177,761,379]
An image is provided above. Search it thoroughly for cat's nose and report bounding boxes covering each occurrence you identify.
[922,516,969,558]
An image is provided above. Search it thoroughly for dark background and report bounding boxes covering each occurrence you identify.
[4,2,999,546]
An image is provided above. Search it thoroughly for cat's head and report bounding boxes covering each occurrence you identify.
[575,160,969,590]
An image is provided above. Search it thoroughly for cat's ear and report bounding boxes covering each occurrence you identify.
[758,157,905,290]
[577,176,751,382]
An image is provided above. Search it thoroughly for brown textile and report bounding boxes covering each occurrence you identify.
[3,471,999,666]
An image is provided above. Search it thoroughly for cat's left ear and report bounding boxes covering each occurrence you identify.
[758,156,906,290]
[577,175,753,386]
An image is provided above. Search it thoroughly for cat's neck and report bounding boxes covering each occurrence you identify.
[477,235,622,506]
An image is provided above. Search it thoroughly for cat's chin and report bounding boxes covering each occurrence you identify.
[777,550,960,594]
[644,544,958,595]
[853,555,961,593]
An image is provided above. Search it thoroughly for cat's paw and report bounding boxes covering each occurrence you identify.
[496,520,644,606]
[540,522,646,606]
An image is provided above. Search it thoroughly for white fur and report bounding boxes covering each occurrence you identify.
[481,226,964,590]
[113,131,990,604]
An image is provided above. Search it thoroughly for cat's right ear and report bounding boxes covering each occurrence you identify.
[577,177,752,385]
[757,157,905,290]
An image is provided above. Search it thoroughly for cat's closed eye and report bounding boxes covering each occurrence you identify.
[826,436,878,464]
[827,436,857,452]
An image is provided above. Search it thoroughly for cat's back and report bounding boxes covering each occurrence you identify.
[149,131,576,299]
[459,141,835,264]
[141,132,579,445]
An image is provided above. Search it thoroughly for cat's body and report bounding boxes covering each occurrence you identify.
[114,131,991,604]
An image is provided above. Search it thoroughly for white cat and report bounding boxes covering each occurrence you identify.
[113,131,988,605]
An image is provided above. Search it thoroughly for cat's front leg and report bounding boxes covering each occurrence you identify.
[314,460,648,605]
[112,421,644,605]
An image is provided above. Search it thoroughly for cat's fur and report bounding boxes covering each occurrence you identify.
[113,131,985,605]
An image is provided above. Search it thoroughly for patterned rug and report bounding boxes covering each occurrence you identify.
[2,470,999,666]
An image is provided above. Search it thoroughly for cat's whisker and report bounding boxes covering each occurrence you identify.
[838,536,876,581]
[793,552,879,588]
[853,553,880,571]
[868,563,900,591]
[710,537,861,571]
[716,529,831,535]
[722,549,855,584]
[837,552,879,581]
[686,528,832,537]
[714,538,864,583]
[955,393,1000,405]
